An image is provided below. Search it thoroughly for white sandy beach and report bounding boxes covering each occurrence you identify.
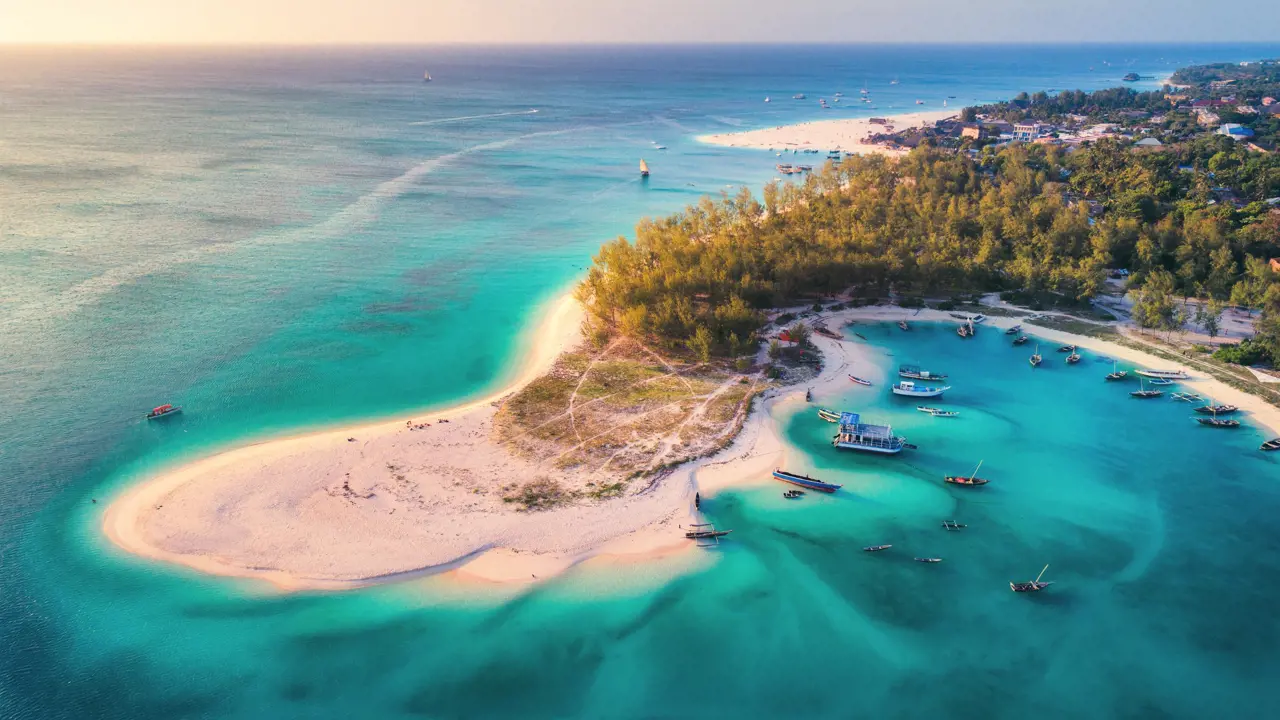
[103,297,1280,592]
[698,110,957,155]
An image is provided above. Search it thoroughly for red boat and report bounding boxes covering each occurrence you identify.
[146,404,182,420]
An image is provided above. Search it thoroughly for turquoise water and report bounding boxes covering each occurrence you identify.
[5,45,1280,718]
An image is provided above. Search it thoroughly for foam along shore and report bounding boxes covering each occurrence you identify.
[104,297,1280,593]
[698,110,957,156]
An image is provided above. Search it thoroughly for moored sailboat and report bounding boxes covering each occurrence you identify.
[944,460,988,486]
[1105,361,1127,381]
[1030,345,1042,367]
[1011,564,1054,592]
[639,159,650,177]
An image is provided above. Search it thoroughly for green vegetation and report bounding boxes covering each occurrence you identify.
[502,478,576,511]
[1213,338,1271,366]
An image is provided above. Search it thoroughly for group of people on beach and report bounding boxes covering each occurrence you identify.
[406,418,448,431]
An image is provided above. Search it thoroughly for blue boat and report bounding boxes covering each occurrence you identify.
[772,469,842,493]
[831,412,906,454]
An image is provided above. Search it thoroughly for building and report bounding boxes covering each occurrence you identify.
[960,124,984,140]
[1269,258,1280,274]
[1195,109,1221,127]
[1264,97,1277,106]
[1012,121,1044,141]
[1218,123,1256,140]
[1135,137,1164,147]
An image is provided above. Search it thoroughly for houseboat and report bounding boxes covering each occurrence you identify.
[831,412,907,454]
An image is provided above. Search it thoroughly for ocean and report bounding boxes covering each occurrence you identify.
[3,44,1279,718]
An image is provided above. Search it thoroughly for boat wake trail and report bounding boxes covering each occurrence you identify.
[408,109,539,126]
[2,125,583,331]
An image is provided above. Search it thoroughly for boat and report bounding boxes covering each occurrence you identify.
[793,93,806,100]
[957,322,972,338]
[944,460,989,486]
[1030,345,1042,367]
[898,320,909,331]
[1005,325,1022,335]
[1260,438,1280,451]
[1196,417,1240,428]
[1066,351,1081,365]
[915,557,942,563]
[1130,380,1164,399]
[941,520,967,530]
[863,544,892,552]
[764,96,770,103]
[1105,361,1127,381]
[891,381,949,398]
[818,408,843,423]
[639,159,650,178]
[1194,404,1238,415]
[653,144,667,150]
[1136,369,1189,380]
[1172,392,1204,402]
[1147,378,1175,386]
[899,365,946,380]
[783,490,805,499]
[1013,335,1029,346]
[146,403,182,420]
[423,70,432,82]
[1057,344,1076,353]
[685,528,733,539]
[890,77,900,85]
[848,375,873,386]
[970,314,987,324]
[915,100,925,105]
[773,469,842,493]
[1010,565,1054,593]
[917,406,958,417]
[832,411,907,454]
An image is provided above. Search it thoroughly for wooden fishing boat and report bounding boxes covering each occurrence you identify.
[1105,361,1127,381]
[1065,352,1081,364]
[146,403,182,420]
[1057,344,1076,353]
[773,469,842,493]
[783,490,805,499]
[898,320,909,331]
[818,408,842,423]
[1030,345,1042,367]
[1005,325,1022,335]
[1147,378,1176,386]
[916,405,943,414]
[1194,404,1238,415]
[915,557,942,563]
[944,461,988,486]
[941,520,967,530]
[1011,565,1054,593]
[929,409,959,417]
[957,324,972,338]
[1196,417,1240,428]
[848,375,872,386]
[1172,392,1204,402]
[863,544,892,552]
[1013,335,1029,346]
[685,528,732,539]
[1260,438,1280,451]
[1130,379,1164,399]
[892,381,949,398]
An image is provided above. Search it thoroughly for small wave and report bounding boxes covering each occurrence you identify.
[408,109,539,127]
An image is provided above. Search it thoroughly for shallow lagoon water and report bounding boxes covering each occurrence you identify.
[5,45,1280,718]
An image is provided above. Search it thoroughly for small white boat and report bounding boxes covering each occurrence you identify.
[423,70,432,82]
[892,381,949,398]
[764,96,771,103]
[652,144,667,150]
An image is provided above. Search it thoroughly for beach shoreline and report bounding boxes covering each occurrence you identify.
[697,110,957,156]
[102,297,1280,593]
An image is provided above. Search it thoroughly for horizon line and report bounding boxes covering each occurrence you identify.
[3,40,1280,49]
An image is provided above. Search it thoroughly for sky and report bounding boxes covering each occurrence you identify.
[2,0,1279,45]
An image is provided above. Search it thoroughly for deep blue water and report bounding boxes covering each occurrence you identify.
[3,44,1280,719]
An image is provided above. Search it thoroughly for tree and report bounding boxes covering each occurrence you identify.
[1131,269,1181,332]
[787,322,812,348]
[960,106,977,123]
[767,339,782,361]
[688,325,714,362]
[1195,299,1224,343]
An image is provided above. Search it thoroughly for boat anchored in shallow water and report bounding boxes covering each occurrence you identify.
[1030,345,1043,367]
[773,469,842,493]
[899,364,947,380]
[944,460,988,486]
[1011,564,1054,593]
[892,381,949,398]
[1130,379,1164,399]
[848,375,872,386]
[1105,361,1127,381]
[1136,368,1189,380]
[917,405,958,417]
[863,544,892,552]
[831,412,907,454]
[146,403,182,420]
[817,408,843,423]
